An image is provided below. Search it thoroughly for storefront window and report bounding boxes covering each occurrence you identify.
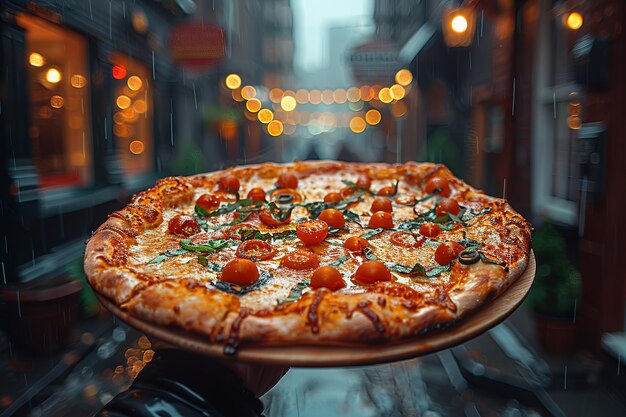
[16,13,92,189]
[110,53,153,176]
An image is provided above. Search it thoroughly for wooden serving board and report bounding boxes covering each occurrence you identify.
[97,251,535,367]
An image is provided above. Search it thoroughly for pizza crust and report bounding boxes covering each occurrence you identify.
[84,161,532,351]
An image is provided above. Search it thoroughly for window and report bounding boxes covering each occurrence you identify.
[531,0,580,226]
[110,53,153,176]
[16,13,92,189]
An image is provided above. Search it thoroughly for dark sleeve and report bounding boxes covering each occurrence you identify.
[95,349,264,417]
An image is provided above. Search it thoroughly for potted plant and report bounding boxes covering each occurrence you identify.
[525,222,581,354]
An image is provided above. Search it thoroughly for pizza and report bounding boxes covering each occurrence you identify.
[84,161,531,355]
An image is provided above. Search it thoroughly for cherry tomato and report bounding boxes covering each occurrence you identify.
[434,242,465,265]
[390,231,424,248]
[281,250,320,270]
[356,176,372,190]
[318,209,345,229]
[247,187,266,202]
[310,266,346,291]
[236,239,276,261]
[419,222,441,238]
[167,215,201,236]
[219,175,240,193]
[221,258,259,286]
[425,177,450,197]
[377,186,396,196]
[368,211,394,229]
[436,198,461,217]
[370,197,392,214]
[323,192,342,204]
[260,209,291,227]
[270,188,302,204]
[196,194,220,212]
[277,172,299,189]
[297,219,329,245]
[353,261,392,285]
[344,236,370,252]
[340,186,358,199]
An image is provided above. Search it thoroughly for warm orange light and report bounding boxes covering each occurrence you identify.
[29,52,45,67]
[322,89,334,105]
[258,109,273,124]
[129,140,145,155]
[133,99,147,114]
[225,74,242,90]
[347,87,361,102]
[127,76,143,91]
[333,89,347,104]
[309,89,322,104]
[395,69,413,86]
[391,101,408,118]
[123,107,138,122]
[50,95,64,109]
[70,74,87,88]
[451,15,468,33]
[246,98,262,113]
[269,88,283,103]
[390,84,406,100]
[116,95,131,109]
[349,116,366,133]
[378,87,393,103]
[240,85,256,100]
[360,86,373,101]
[112,65,126,80]
[219,120,238,141]
[231,89,244,102]
[281,96,297,112]
[365,109,381,125]
[113,112,126,124]
[566,12,583,30]
[46,67,62,84]
[267,120,284,136]
[567,115,582,130]
[295,89,309,104]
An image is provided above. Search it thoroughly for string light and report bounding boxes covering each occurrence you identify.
[280,96,297,112]
[451,15,468,33]
[349,116,366,133]
[566,12,583,30]
[267,120,284,136]
[241,86,256,100]
[395,69,413,86]
[390,84,406,100]
[46,68,62,83]
[246,98,262,113]
[258,109,273,124]
[225,74,242,90]
[29,52,45,67]
[127,76,143,91]
[378,87,393,103]
[129,140,145,154]
[365,109,381,125]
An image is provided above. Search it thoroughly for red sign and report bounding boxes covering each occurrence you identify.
[169,22,226,72]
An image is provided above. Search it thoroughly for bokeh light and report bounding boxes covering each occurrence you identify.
[70,74,87,88]
[566,12,583,30]
[390,84,406,100]
[129,140,145,155]
[395,69,413,86]
[46,67,62,83]
[347,87,361,102]
[127,76,143,91]
[258,108,274,124]
[116,95,131,109]
[112,65,126,80]
[225,74,242,90]
[378,87,393,103]
[50,95,64,109]
[267,120,284,136]
[29,52,45,67]
[365,109,381,125]
[281,96,297,112]
[349,116,366,133]
[451,15,468,33]
[391,101,408,118]
[333,89,347,104]
[309,89,322,104]
[295,89,309,104]
[231,89,244,102]
[360,86,374,101]
[133,99,147,114]
[246,98,262,113]
[269,88,283,103]
[241,85,257,100]
[322,89,334,105]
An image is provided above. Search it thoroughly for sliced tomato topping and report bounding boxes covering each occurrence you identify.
[221,258,259,286]
[196,194,220,212]
[377,186,396,196]
[270,188,302,204]
[436,198,461,217]
[368,211,394,229]
[280,250,320,270]
[219,175,240,193]
[419,222,441,238]
[222,223,256,240]
[167,215,201,236]
[343,236,370,252]
[277,171,299,189]
[425,177,451,197]
[296,219,329,245]
[260,209,291,227]
[390,231,424,248]
[340,186,358,199]
[323,192,342,204]
[247,187,267,202]
[236,239,276,261]
[310,266,346,291]
[318,209,345,229]
[356,175,372,190]
[434,242,464,265]
[370,197,392,214]
[353,261,392,285]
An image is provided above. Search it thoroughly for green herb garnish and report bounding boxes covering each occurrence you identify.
[180,238,236,253]
[360,228,385,239]
[277,279,310,304]
[329,256,349,267]
[147,248,189,264]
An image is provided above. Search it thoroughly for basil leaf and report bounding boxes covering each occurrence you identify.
[193,213,209,231]
[409,262,427,276]
[180,238,236,253]
[195,205,210,217]
[361,228,385,239]
[363,246,378,260]
[147,248,189,264]
[267,201,294,222]
[300,202,329,218]
[386,263,413,274]
[343,210,361,226]
[334,191,365,210]
[437,223,456,231]
[385,261,451,277]
[433,214,451,224]
[277,279,310,304]
[397,219,423,231]
[341,180,375,195]
[479,252,509,271]
[211,270,273,295]
[415,193,436,204]
[329,256,349,267]
[425,263,451,277]
[271,229,297,240]
[462,207,492,222]
[198,256,223,272]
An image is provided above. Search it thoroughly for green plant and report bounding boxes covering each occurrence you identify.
[526,222,581,317]
[68,256,100,317]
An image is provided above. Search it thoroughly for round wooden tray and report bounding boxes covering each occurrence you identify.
[97,251,535,367]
